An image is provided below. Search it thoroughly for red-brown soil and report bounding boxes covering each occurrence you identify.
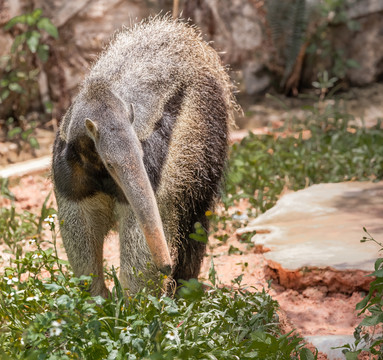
[0,172,371,359]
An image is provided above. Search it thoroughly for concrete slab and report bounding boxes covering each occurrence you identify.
[305,335,356,360]
[239,182,383,272]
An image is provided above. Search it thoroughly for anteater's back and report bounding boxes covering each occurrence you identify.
[84,17,236,140]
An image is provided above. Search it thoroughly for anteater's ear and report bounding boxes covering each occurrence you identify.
[85,118,99,142]
[128,103,135,125]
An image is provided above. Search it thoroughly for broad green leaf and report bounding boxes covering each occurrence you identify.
[132,338,144,353]
[1,89,10,101]
[26,14,35,26]
[37,43,50,62]
[0,78,9,87]
[374,257,383,271]
[31,8,43,21]
[26,30,41,53]
[360,313,383,327]
[57,259,70,266]
[37,17,59,39]
[8,83,23,93]
[355,294,371,311]
[244,351,258,358]
[346,59,359,68]
[4,14,27,30]
[43,283,62,291]
[345,351,360,360]
[7,127,22,138]
[11,33,26,53]
[44,100,53,114]
[56,294,71,305]
[147,294,160,310]
[21,128,34,140]
[25,9,42,26]
[370,268,383,277]
[189,233,207,243]
[165,305,179,316]
[209,258,217,286]
[299,348,315,360]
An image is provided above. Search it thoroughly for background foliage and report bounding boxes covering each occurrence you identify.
[0,9,58,148]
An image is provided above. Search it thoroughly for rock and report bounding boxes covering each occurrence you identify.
[185,0,383,91]
[345,12,383,85]
[265,260,372,293]
[1,0,383,117]
[240,182,383,272]
[302,286,327,300]
[0,0,152,119]
[242,61,271,96]
[183,0,269,96]
[34,0,92,27]
[347,0,383,19]
[305,335,356,360]
[239,182,383,292]
[35,0,149,95]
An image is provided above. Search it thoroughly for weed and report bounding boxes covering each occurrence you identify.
[340,229,383,359]
[238,231,257,250]
[0,178,55,254]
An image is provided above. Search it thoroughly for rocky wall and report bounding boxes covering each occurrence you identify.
[0,0,162,119]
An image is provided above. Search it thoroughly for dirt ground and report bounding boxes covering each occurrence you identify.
[0,172,370,359]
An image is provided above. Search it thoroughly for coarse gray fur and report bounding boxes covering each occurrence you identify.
[52,16,238,297]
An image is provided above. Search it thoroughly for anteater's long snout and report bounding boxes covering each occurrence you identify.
[112,147,173,275]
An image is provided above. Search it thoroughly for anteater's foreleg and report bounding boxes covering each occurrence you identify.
[57,194,115,297]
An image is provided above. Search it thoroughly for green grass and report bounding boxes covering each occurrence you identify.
[224,102,383,215]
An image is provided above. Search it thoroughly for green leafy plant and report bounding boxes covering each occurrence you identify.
[340,229,383,359]
[0,177,15,201]
[0,8,58,148]
[4,115,40,149]
[306,0,360,80]
[0,201,317,359]
[0,177,55,254]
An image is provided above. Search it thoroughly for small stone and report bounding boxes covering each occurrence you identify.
[302,287,326,300]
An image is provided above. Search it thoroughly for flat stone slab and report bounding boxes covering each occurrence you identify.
[239,182,383,272]
[0,155,51,178]
[305,335,355,360]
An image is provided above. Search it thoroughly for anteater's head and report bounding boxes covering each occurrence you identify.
[81,84,172,275]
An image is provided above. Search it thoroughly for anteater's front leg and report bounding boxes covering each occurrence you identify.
[57,193,115,297]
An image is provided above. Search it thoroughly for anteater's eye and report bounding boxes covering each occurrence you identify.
[106,162,113,169]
